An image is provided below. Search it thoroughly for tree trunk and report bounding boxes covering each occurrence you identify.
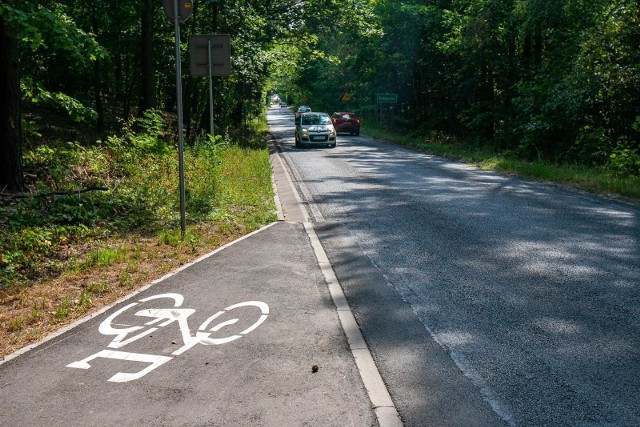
[0,13,24,192]
[534,21,543,69]
[140,0,156,112]
[92,8,105,132]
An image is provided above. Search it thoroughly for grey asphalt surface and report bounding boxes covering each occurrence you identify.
[0,222,378,426]
[268,105,640,426]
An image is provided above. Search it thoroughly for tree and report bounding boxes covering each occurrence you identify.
[301,0,639,167]
[0,1,107,192]
[140,0,156,112]
[0,5,24,192]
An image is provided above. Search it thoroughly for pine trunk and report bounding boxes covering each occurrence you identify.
[0,14,24,192]
[140,0,156,112]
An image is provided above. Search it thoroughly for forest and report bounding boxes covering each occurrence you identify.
[0,0,302,191]
[2,0,640,191]
[289,0,640,176]
[0,0,286,337]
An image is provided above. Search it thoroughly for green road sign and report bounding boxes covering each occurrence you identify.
[376,93,398,103]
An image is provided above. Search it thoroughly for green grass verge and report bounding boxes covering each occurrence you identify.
[363,125,640,201]
[0,110,276,290]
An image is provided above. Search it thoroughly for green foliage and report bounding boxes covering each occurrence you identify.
[55,297,72,319]
[84,281,110,297]
[159,229,183,247]
[50,196,99,225]
[84,247,126,269]
[609,143,640,178]
[1,0,285,290]
[2,1,106,130]
[117,109,173,155]
[287,0,639,175]
[0,2,104,60]
[0,222,91,288]
[22,77,98,123]
[1,111,275,289]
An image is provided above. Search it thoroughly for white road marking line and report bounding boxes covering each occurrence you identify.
[304,221,403,427]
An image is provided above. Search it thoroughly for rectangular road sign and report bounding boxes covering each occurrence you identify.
[189,34,231,77]
[376,93,398,103]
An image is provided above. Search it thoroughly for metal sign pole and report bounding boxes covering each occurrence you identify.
[208,39,214,137]
[173,0,187,238]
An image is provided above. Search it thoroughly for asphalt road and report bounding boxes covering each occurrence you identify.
[268,106,640,426]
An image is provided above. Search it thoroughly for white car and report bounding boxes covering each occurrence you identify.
[294,112,337,148]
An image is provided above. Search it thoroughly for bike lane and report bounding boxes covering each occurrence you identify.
[0,222,377,426]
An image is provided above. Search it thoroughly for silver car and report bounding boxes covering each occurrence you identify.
[294,112,337,148]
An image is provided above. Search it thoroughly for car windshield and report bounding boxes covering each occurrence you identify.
[301,114,331,125]
[338,114,356,119]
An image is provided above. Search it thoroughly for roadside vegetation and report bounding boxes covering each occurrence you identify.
[363,124,640,202]
[285,1,639,197]
[0,110,276,358]
[1,1,289,358]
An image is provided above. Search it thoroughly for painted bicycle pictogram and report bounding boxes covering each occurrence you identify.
[67,293,269,382]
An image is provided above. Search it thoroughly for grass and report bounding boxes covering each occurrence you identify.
[0,109,277,357]
[489,159,640,199]
[83,247,127,269]
[363,124,640,202]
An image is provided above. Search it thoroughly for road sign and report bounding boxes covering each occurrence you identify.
[376,93,398,103]
[342,92,351,102]
[189,35,232,77]
[163,0,193,23]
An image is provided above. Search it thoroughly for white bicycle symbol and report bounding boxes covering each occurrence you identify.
[67,293,269,382]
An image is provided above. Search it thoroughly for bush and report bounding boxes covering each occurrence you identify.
[608,142,640,178]
[1,108,277,290]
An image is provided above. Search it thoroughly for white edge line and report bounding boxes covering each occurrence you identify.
[0,222,279,366]
[268,137,286,221]
[303,221,403,427]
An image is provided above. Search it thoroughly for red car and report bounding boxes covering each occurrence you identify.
[331,112,360,136]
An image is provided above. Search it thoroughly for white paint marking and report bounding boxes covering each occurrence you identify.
[211,319,239,332]
[1,223,278,367]
[303,222,402,427]
[67,294,270,378]
[67,350,172,383]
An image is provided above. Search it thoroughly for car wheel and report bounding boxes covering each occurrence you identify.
[355,130,360,136]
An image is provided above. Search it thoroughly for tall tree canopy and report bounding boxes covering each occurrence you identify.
[1,0,638,192]
[0,0,305,190]
[292,0,640,172]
